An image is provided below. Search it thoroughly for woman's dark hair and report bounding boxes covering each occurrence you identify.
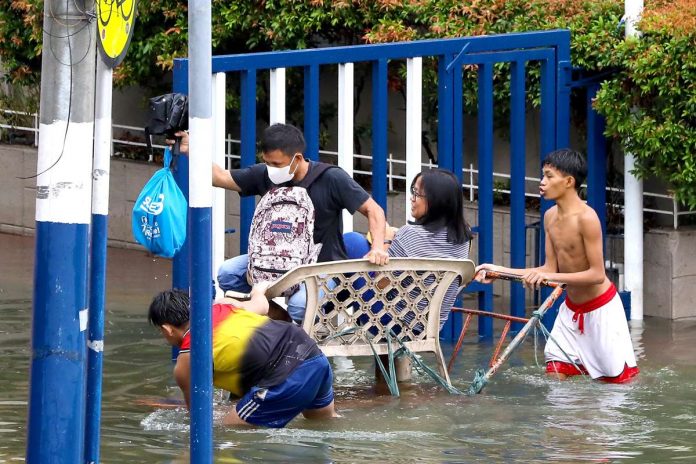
[260,123,306,157]
[543,148,587,191]
[412,169,473,244]
[148,289,190,328]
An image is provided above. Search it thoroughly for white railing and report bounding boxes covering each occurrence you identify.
[2,108,694,229]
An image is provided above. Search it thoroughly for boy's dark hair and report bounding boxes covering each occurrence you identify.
[543,148,587,191]
[412,169,474,244]
[148,289,190,328]
[260,123,306,157]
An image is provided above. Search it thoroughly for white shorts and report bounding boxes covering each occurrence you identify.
[544,285,638,379]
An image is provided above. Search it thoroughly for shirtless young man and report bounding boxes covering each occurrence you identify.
[476,149,638,383]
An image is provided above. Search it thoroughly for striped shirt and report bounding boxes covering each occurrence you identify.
[388,224,470,328]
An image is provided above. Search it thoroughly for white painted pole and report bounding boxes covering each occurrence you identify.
[212,72,226,299]
[406,57,423,223]
[625,0,644,321]
[270,68,286,125]
[338,63,354,232]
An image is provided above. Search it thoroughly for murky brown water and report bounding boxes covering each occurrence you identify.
[2,233,695,463]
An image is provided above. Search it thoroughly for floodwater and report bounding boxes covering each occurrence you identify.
[1,232,695,463]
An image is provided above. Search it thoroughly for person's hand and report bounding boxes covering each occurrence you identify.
[165,130,189,155]
[521,270,550,289]
[250,281,272,297]
[474,263,499,284]
[365,247,389,266]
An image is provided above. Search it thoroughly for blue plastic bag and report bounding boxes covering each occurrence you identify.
[132,148,187,258]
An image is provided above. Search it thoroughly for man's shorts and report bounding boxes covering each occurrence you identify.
[235,354,334,428]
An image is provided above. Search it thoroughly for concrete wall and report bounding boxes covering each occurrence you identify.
[644,228,696,319]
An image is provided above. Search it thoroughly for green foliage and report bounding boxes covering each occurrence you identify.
[594,1,696,208]
[0,0,694,205]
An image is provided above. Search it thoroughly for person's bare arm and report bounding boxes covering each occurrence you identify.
[173,353,191,410]
[475,209,557,283]
[357,198,389,265]
[219,283,270,315]
[169,130,242,192]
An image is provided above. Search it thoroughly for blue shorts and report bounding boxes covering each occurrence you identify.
[235,355,334,428]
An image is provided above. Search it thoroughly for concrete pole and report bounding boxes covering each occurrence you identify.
[625,0,644,320]
[27,0,96,462]
[188,0,214,462]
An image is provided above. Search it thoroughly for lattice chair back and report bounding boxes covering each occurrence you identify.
[266,258,475,385]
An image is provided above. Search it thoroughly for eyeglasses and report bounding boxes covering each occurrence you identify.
[410,187,426,199]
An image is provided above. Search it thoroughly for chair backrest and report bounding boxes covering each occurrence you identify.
[267,258,475,357]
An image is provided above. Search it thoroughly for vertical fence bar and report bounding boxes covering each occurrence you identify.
[477,63,494,338]
[304,65,320,161]
[212,72,226,298]
[452,61,464,185]
[372,59,388,210]
[509,61,526,331]
[189,0,214,461]
[437,55,454,172]
[539,57,558,327]
[406,57,422,222]
[172,59,191,295]
[85,56,112,464]
[338,62,354,232]
[240,69,257,253]
[269,68,286,125]
[586,83,607,244]
[27,0,95,459]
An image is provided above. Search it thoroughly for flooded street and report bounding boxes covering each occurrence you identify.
[1,233,695,463]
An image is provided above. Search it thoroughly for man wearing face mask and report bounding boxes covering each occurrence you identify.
[173,123,389,322]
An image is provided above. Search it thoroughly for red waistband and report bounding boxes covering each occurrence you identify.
[565,283,617,314]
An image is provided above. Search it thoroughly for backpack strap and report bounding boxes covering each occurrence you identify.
[295,162,337,189]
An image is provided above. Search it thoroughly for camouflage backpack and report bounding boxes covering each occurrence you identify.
[246,163,335,291]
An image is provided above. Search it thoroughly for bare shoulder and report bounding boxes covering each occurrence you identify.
[578,204,601,227]
[543,205,559,222]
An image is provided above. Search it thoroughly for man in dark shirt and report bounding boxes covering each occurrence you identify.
[175,123,388,321]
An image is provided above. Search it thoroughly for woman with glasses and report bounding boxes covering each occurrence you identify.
[386,168,474,329]
[344,168,473,330]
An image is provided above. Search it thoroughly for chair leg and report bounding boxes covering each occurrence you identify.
[434,342,452,386]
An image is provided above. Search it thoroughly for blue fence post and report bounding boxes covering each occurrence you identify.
[538,56,558,328]
[304,65,320,162]
[477,63,494,339]
[509,61,527,332]
[452,62,464,183]
[240,69,258,253]
[172,59,190,364]
[437,55,455,172]
[586,83,607,243]
[372,59,388,210]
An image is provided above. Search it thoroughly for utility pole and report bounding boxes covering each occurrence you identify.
[624,0,644,321]
[26,0,96,462]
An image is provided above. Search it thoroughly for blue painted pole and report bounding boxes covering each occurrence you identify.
[477,63,494,339]
[452,64,464,184]
[189,0,214,462]
[371,59,388,211]
[437,55,454,172]
[586,84,607,244]
[539,57,559,328]
[240,69,257,253]
[173,58,191,293]
[27,0,95,460]
[85,57,112,464]
[509,61,527,332]
[304,65,320,162]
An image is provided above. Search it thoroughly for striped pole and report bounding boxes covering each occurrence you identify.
[85,55,112,464]
[189,0,214,462]
[27,0,96,461]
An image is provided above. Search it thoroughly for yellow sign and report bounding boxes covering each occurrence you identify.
[97,0,137,68]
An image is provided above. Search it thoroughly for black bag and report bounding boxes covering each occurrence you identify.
[145,93,188,155]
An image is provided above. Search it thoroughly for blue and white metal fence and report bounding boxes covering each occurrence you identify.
[172,30,573,342]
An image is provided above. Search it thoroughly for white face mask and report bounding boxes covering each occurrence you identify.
[266,155,299,184]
